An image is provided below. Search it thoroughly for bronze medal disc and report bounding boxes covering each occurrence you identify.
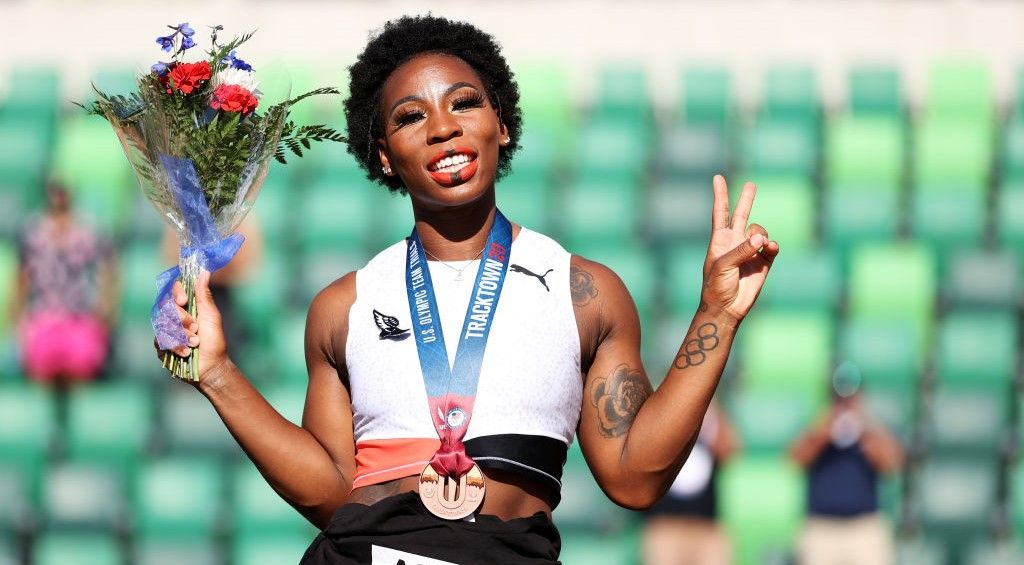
[418,463,486,520]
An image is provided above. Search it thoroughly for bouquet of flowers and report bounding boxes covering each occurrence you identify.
[78,23,345,381]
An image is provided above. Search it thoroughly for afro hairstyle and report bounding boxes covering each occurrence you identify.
[343,15,522,193]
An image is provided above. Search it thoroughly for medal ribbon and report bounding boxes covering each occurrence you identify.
[405,211,513,479]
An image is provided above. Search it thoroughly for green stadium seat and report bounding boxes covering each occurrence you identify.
[232,533,315,565]
[53,116,133,195]
[744,175,815,251]
[299,247,370,306]
[925,60,994,125]
[263,382,307,426]
[935,310,1017,386]
[119,241,164,316]
[759,248,841,311]
[847,242,937,354]
[0,117,49,202]
[251,174,293,247]
[510,128,558,180]
[136,456,224,538]
[573,119,649,183]
[913,119,991,186]
[762,65,819,127]
[823,185,900,250]
[728,389,814,454]
[665,243,710,317]
[110,318,166,382]
[231,462,311,537]
[0,383,56,501]
[561,175,641,247]
[943,249,1020,308]
[849,65,902,117]
[125,194,166,243]
[1012,461,1024,534]
[0,466,31,534]
[896,538,948,565]
[997,181,1024,250]
[592,63,652,129]
[514,59,575,148]
[554,443,632,534]
[720,456,804,565]
[42,462,125,530]
[647,179,712,242]
[910,187,986,251]
[497,170,553,233]
[299,177,373,251]
[918,457,997,561]
[740,309,832,402]
[741,121,816,178]
[135,538,219,565]
[657,123,728,181]
[573,243,657,322]
[681,66,732,128]
[34,532,122,565]
[559,530,639,565]
[1001,117,1024,181]
[368,188,415,248]
[300,141,365,185]
[926,386,1008,455]
[272,312,309,383]
[162,387,241,457]
[838,318,921,392]
[966,541,1024,565]
[826,115,903,187]
[234,248,291,348]
[66,382,153,474]
[0,538,16,565]
[0,243,15,334]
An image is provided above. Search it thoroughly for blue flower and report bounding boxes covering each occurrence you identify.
[181,36,196,50]
[151,62,170,76]
[156,36,175,52]
[223,50,253,72]
[178,23,195,37]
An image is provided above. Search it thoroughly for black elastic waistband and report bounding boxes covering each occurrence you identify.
[465,434,568,506]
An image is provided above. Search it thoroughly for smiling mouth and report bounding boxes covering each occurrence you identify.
[427,147,479,186]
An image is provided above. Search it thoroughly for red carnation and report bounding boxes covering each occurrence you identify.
[210,84,259,114]
[169,61,211,95]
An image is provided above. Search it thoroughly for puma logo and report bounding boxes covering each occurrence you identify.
[510,264,553,292]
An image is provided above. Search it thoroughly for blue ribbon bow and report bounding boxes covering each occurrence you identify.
[151,154,244,350]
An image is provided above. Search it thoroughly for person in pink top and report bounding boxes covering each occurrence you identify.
[12,179,119,383]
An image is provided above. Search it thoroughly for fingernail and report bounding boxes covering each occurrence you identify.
[189,336,200,347]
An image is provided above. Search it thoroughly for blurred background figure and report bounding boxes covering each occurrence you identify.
[789,368,904,565]
[10,179,118,384]
[641,400,739,565]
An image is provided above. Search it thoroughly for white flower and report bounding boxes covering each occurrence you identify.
[213,68,261,98]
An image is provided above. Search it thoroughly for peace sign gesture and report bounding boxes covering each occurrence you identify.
[701,175,779,322]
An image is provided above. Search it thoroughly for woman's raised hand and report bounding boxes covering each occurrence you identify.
[158,271,230,382]
[700,175,780,322]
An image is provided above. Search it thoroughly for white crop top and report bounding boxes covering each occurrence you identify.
[345,227,582,498]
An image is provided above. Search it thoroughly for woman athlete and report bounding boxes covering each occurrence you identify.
[160,15,779,564]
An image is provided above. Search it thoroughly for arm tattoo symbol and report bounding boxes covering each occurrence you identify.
[570,265,598,306]
[673,323,719,369]
[590,364,652,438]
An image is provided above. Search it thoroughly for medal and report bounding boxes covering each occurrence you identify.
[404,211,513,520]
[418,463,486,520]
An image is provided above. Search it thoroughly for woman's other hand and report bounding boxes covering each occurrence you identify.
[701,175,780,323]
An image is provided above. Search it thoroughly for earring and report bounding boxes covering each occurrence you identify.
[382,166,392,175]
[502,136,510,144]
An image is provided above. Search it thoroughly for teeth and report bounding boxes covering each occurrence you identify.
[431,153,472,172]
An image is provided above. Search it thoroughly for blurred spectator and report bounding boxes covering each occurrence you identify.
[789,378,904,565]
[161,214,264,354]
[11,179,118,383]
[641,400,739,565]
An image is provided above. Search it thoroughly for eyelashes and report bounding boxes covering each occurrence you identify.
[391,91,487,129]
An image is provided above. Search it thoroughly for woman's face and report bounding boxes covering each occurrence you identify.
[377,52,509,209]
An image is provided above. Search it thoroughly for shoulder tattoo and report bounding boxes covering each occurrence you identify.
[570,265,598,307]
[590,364,652,438]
